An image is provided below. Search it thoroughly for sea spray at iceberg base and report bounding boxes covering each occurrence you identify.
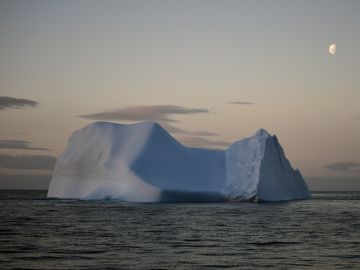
[47,121,311,202]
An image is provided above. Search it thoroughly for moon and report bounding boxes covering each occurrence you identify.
[329,43,336,55]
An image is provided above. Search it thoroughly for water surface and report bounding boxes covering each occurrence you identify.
[1,190,359,269]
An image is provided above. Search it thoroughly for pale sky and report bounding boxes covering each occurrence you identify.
[0,0,359,190]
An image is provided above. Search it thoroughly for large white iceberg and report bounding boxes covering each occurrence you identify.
[47,121,310,202]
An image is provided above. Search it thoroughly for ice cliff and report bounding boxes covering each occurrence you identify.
[47,121,310,202]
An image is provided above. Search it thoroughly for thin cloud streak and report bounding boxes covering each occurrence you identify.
[79,105,210,123]
[161,123,218,136]
[0,140,49,151]
[0,96,38,110]
[325,161,360,172]
[0,154,56,170]
[349,115,360,120]
[177,136,230,148]
[228,101,254,105]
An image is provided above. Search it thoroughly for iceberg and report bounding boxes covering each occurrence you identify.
[47,121,310,202]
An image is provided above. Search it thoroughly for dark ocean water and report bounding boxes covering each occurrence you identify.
[0,190,359,270]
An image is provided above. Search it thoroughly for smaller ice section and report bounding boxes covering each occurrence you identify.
[47,121,310,202]
[224,129,311,201]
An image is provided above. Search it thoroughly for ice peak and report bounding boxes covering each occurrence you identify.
[254,128,270,138]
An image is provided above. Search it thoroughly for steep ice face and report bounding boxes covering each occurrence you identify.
[257,136,311,201]
[47,121,161,201]
[224,129,270,200]
[47,121,310,202]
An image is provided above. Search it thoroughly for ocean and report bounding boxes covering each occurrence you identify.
[1,190,359,269]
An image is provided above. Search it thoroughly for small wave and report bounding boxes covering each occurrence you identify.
[248,241,302,246]
[311,192,360,201]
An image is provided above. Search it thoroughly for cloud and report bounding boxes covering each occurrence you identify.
[325,162,360,173]
[0,140,49,151]
[191,131,218,136]
[177,136,230,148]
[79,105,210,123]
[228,101,253,105]
[0,174,51,189]
[0,154,56,170]
[349,115,360,120]
[161,123,218,136]
[0,96,38,110]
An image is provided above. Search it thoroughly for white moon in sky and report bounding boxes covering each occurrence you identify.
[329,43,336,55]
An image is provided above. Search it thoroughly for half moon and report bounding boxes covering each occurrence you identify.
[329,43,336,55]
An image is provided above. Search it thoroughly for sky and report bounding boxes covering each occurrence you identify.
[0,0,359,190]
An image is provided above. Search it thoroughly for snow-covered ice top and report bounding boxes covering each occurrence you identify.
[47,121,310,202]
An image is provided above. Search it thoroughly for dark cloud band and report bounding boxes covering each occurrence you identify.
[161,123,218,136]
[0,140,49,151]
[177,136,229,148]
[79,105,210,123]
[325,161,360,173]
[228,101,253,105]
[0,96,38,110]
[0,154,56,170]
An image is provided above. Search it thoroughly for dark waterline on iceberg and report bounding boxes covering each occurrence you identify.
[1,190,359,269]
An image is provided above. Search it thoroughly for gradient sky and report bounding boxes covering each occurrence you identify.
[0,0,359,190]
